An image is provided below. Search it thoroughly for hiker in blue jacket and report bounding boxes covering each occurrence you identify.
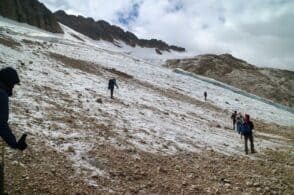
[0,67,27,150]
[108,78,118,99]
[241,114,255,154]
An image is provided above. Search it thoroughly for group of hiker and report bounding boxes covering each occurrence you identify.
[1,67,255,156]
[203,90,256,155]
[231,111,256,154]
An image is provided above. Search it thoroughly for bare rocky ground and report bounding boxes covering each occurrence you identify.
[5,127,294,195]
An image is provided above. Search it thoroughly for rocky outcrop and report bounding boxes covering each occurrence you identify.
[165,54,294,108]
[54,10,185,52]
[0,0,63,33]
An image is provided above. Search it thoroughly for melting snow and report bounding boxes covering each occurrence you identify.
[0,17,293,186]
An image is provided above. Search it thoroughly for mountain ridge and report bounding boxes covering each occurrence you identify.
[0,0,185,52]
[54,10,185,53]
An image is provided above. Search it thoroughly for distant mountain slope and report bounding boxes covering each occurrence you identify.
[54,10,185,53]
[0,0,63,33]
[165,54,294,108]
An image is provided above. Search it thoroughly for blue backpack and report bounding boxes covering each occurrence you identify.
[241,122,252,135]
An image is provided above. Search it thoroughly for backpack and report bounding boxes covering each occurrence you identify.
[241,122,252,135]
[108,79,117,89]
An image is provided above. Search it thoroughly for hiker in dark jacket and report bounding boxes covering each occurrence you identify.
[108,78,118,99]
[0,67,27,150]
[204,91,207,101]
[236,113,243,134]
[242,114,255,154]
[230,111,237,130]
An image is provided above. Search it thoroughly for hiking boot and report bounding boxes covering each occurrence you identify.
[251,150,257,154]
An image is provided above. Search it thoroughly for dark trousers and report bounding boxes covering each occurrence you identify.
[110,88,114,99]
[244,133,254,154]
[233,120,236,130]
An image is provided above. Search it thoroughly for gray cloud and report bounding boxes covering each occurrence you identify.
[39,0,294,71]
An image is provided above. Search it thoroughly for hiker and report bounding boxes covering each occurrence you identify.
[108,78,118,99]
[236,112,243,136]
[204,91,207,101]
[0,67,27,150]
[241,114,255,154]
[230,111,237,130]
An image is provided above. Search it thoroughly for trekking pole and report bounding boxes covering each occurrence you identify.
[105,87,108,96]
[0,140,5,195]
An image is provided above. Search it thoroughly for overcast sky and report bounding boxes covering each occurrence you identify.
[39,0,294,71]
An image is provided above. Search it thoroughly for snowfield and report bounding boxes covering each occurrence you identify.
[0,17,293,193]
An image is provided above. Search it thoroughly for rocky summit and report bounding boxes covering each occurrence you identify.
[0,0,63,33]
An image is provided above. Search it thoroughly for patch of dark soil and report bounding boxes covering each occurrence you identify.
[0,35,21,49]
[254,119,294,141]
[48,52,103,76]
[21,39,45,48]
[70,33,85,42]
[135,79,222,112]
[103,67,134,79]
[155,48,162,55]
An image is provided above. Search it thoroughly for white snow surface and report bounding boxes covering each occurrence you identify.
[0,17,293,185]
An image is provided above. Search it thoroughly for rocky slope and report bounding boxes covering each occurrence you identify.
[0,0,63,33]
[54,10,185,53]
[165,54,294,108]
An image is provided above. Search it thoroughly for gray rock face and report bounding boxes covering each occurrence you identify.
[0,0,63,33]
[54,10,185,52]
